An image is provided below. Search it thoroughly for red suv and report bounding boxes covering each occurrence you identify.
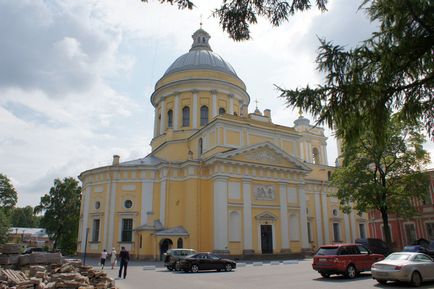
[312,244,384,278]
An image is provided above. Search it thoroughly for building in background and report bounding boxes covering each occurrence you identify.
[77,28,369,259]
[8,227,51,249]
[368,169,434,250]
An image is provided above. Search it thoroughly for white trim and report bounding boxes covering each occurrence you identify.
[243,180,252,250]
[192,92,198,128]
[159,99,166,135]
[322,145,328,165]
[229,95,234,115]
[344,213,351,242]
[403,221,417,244]
[174,94,179,130]
[212,92,217,117]
[80,187,90,250]
[321,192,330,243]
[279,183,289,248]
[299,187,309,248]
[160,180,166,225]
[107,182,116,250]
[314,192,323,245]
[141,180,154,225]
[214,178,228,250]
[153,108,158,137]
[350,210,357,242]
[299,143,304,161]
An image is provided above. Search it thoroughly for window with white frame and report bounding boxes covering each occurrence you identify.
[426,222,434,239]
[121,218,133,242]
[404,223,417,244]
[359,223,366,239]
[92,219,100,242]
[333,223,341,242]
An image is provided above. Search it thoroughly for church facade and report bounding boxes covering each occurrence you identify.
[77,28,368,259]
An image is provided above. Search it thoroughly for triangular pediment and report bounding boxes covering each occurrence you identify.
[255,211,278,221]
[211,142,310,171]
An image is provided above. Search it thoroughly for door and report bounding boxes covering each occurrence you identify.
[261,225,273,254]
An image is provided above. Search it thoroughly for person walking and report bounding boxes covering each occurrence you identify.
[110,247,117,269]
[100,249,108,270]
[118,246,130,279]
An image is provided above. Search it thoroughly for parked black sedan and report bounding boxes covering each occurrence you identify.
[178,252,236,273]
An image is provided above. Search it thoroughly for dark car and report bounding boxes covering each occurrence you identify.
[312,244,384,279]
[178,252,236,273]
[355,238,392,256]
[407,238,434,258]
[23,247,46,254]
[163,249,196,271]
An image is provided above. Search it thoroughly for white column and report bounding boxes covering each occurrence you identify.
[228,94,234,115]
[106,181,117,250]
[174,94,179,130]
[243,180,252,250]
[214,177,228,251]
[159,98,166,135]
[344,213,351,242]
[299,142,304,161]
[307,143,313,163]
[280,183,289,249]
[299,187,309,249]
[321,192,330,243]
[160,180,166,226]
[322,145,328,165]
[212,90,217,117]
[192,91,198,128]
[153,108,158,137]
[141,180,154,225]
[314,192,323,245]
[80,186,90,251]
[350,210,357,241]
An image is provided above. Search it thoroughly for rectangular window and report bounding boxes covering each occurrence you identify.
[307,222,312,243]
[92,219,100,242]
[404,223,417,244]
[121,218,133,242]
[427,223,434,240]
[333,223,341,242]
[359,223,366,239]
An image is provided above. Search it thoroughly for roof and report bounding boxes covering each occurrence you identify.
[119,155,166,166]
[153,226,189,237]
[163,28,238,78]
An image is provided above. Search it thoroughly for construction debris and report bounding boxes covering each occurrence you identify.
[0,259,116,289]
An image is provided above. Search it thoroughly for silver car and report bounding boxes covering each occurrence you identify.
[371,252,434,287]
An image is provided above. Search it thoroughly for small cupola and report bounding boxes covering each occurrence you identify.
[190,28,212,52]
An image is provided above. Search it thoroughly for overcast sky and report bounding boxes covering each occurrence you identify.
[1,0,432,207]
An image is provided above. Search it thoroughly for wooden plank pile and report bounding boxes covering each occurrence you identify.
[0,260,116,289]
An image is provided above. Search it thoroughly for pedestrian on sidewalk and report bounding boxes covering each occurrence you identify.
[100,249,108,269]
[110,247,117,269]
[118,246,130,279]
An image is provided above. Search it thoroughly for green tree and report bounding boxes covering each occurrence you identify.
[0,173,18,244]
[280,0,433,146]
[141,0,327,40]
[332,116,430,248]
[10,206,41,228]
[35,177,81,255]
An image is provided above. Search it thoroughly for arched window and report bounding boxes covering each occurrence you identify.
[219,107,226,115]
[167,109,173,128]
[200,105,209,126]
[312,147,320,164]
[229,211,241,241]
[177,237,183,248]
[199,138,203,155]
[182,106,190,127]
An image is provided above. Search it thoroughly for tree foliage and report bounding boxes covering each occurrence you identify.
[141,0,327,40]
[332,116,430,247]
[35,177,81,255]
[0,210,9,244]
[280,0,434,146]
[0,173,18,210]
[10,206,41,228]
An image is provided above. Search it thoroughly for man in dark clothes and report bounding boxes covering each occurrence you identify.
[118,246,130,279]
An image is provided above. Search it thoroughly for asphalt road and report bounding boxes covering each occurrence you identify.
[96,259,434,289]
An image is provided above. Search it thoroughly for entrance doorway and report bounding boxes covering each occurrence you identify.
[159,238,173,260]
[261,225,273,254]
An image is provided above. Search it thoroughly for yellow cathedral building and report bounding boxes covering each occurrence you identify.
[77,28,368,259]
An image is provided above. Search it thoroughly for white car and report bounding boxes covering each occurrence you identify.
[371,252,434,287]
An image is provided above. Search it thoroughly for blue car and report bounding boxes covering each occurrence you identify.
[403,245,429,254]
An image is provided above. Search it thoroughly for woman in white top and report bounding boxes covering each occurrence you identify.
[110,248,117,269]
[100,249,108,269]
